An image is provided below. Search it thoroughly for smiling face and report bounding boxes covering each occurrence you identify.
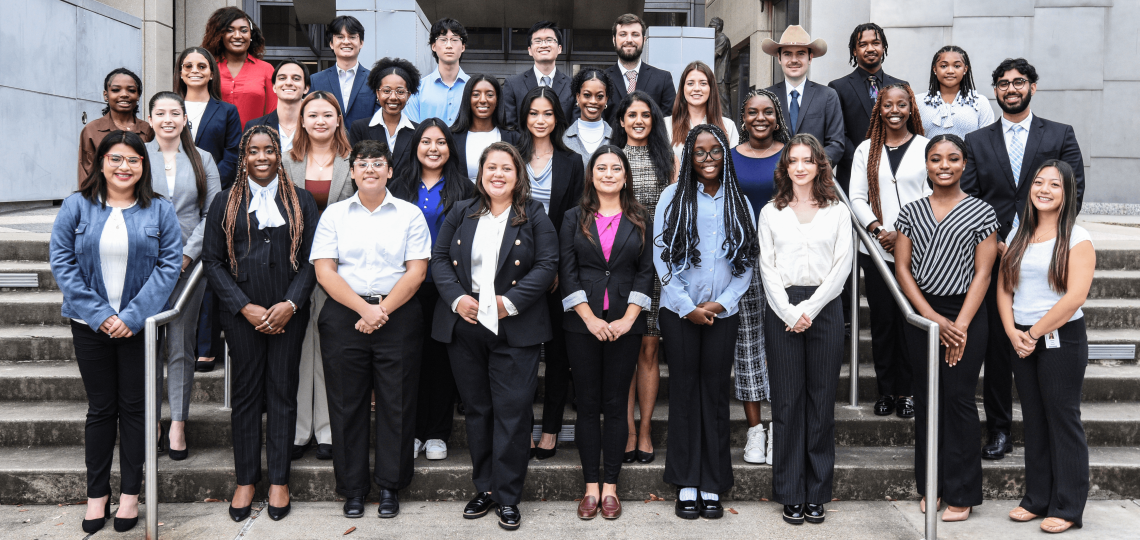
[149,98,187,142]
[621,100,652,143]
[785,143,819,189]
[376,73,410,116]
[576,79,607,122]
[743,94,779,142]
[528,28,562,63]
[180,52,212,91]
[302,98,338,142]
[330,28,362,63]
[470,80,497,120]
[223,18,251,56]
[778,47,812,80]
[878,87,911,132]
[102,143,144,193]
[994,68,1036,115]
[245,133,278,182]
[526,96,556,139]
[418,126,450,172]
[613,23,644,62]
[352,155,392,194]
[683,70,711,109]
[691,131,724,182]
[105,74,140,114]
[1030,166,1064,214]
[855,29,884,71]
[274,64,308,103]
[934,51,966,92]
[592,152,626,196]
[431,30,465,66]
[480,149,519,203]
[926,140,966,188]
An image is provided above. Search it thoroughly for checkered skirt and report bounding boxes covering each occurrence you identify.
[734,270,769,401]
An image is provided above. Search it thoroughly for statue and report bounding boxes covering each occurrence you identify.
[709,17,731,106]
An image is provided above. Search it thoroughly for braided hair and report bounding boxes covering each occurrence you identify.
[738,87,790,145]
[847,23,888,68]
[925,45,978,107]
[222,125,305,276]
[864,83,924,223]
[656,124,759,283]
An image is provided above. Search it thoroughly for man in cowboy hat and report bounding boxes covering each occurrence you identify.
[762,25,846,167]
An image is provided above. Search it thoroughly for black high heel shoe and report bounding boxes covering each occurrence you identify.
[534,445,557,460]
[622,450,636,463]
[114,506,138,532]
[168,426,189,461]
[81,497,110,534]
[195,359,216,372]
[229,502,252,522]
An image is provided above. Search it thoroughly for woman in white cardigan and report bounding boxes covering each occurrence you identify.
[848,83,930,420]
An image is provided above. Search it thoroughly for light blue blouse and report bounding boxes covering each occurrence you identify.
[527,159,553,214]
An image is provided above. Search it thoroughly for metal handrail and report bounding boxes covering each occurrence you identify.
[144,261,207,540]
[834,187,941,540]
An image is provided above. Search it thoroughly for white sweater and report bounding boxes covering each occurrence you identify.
[848,135,932,262]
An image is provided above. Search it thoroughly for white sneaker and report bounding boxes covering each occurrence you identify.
[424,439,447,460]
[743,424,767,464]
[766,422,774,465]
[413,438,423,459]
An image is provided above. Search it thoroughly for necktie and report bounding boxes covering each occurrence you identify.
[626,70,637,93]
[868,76,879,102]
[1009,124,1025,186]
[789,90,800,135]
[540,76,551,87]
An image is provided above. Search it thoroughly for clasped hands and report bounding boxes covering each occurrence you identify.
[456,295,509,325]
[99,315,133,338]
[585,316,633,342]
[926,312,968,367]
[685,302,725,326]
[241,302,295,335]
[1007,328,1037,358]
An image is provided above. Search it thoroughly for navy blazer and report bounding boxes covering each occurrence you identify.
[558,207,654,335]
[244,110,278,133]
[194,98,242,190]
[348,117,419,183]
[451,129,521,182]
[501,68,574,130]
[828,69,907,189]
[961,115,1085,241]
[309,64,379,131]
[430,198,559,347]
[598,62,677,123]
[765,80,846,167]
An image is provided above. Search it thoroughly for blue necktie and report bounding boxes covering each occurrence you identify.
[789,89,800,135]
[1009,125,1025,186]
[540,76,551,87]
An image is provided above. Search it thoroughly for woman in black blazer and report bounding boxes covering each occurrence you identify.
[560,146,654,520]
[348,57,421,182]
[449,74,520,182]
[515,85,585,458]
[430,142,558,531]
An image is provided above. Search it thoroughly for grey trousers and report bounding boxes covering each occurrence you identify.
[159,270,205,421]
[295,286,332,445]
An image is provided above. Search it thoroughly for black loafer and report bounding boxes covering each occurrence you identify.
[378,489,399,518]
[267,502,290,521]
[291,443,307,460]
[674,494,699,520]
[496,504,521,530]
[699,494,723,519]
[636,450,655,463]
[874,395,895,416]
[316,443,333,460]
[805,503,825,524]
[228,504,251,522]
[622,450,637,463]
[463,491,497,519]
[195,360,215,372]
[343,496,365,518]
[895,396,915,419]
[783,504,805,525]
[982,431,1013,460]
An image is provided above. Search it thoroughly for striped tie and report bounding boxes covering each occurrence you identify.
[1009,125,1025,186]
[540,76,551,88]
[626,70,637,93]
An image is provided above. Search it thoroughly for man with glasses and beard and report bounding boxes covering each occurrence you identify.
[594,13,677,123]
[961,57,1085,462]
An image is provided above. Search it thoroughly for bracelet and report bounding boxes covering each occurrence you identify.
[286,299,298,314]
[1027,328,1038,340]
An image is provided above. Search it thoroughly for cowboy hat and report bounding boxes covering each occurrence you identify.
[761,25,827,57]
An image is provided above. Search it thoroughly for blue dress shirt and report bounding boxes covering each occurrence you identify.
[418,177,447,281]
[406,67,469,125]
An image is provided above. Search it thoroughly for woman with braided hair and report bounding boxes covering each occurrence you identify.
[202,124,319,523]
[654,124,759,520]
[916,45,993,138]
[849,83,930,420]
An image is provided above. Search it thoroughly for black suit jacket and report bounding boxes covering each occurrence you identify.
[961,115,1085,241]
[501,68,574,130]
[598,62,677,123]
[194,98,242,190]
[347,116,419,184]
[451,128,521,182]
[765,80,845,166]
[828,69,908,188]
[243,110,278,133]
[430,198,559,347]
[558,207,654,335]
[544,149,586,236]
[202,187,319,318]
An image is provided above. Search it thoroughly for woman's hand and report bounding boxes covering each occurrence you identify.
[1011,329,1037,358]
[241,304,270,332]
[927,312,965,347]
[456,295,479,324]
[260,302,295,334]
[698,301,726,316]
[102,315,133,338]
[609,317,634,340]
[997,241,1007,257]
[787,313,812,333]
[684,306,715,325]
[945,342,964,367]
[585,316,614,341]
[182,255,192,272]
[355,318,376,334]
[496,296,509,320]
[877,231,897,254]
[548,275,560,294]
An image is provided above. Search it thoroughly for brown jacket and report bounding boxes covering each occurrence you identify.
[77,115,155,185]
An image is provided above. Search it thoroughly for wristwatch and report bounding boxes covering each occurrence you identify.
[870,225,884,237]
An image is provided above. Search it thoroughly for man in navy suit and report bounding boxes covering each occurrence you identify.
[501,21,573,128]
[309,16,377,131]
[597,13,677,123]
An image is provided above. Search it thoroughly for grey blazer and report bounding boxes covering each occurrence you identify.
[281,154,356,208]
[765,80,846,167]
[145,141,222,261]
[562,120,613,170]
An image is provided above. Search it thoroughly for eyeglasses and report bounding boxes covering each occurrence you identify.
[531,37,558,46]
[354,160,389,170]
[332,35,360,43]
[104,154,143,167]
[693,147,725,162]
[435,37,464,45]
[379,87,409,98]
[994,78,1030,91]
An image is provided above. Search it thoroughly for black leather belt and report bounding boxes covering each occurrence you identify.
[360,294,385,304]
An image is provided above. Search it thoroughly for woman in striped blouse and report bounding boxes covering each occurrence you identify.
[894,134,999,522]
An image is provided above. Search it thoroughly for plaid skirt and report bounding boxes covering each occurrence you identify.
[733,271,769,401]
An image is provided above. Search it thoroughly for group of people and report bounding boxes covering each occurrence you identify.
[52,7,1092,535]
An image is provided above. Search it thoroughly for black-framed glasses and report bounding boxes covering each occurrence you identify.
[104,154,143,167]
[354,160,389,170]
[693,147,725,162]
[994,78,1030,91]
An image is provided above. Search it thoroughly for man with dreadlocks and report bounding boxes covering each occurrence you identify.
[202,124,319,523]
[653,124,759,520]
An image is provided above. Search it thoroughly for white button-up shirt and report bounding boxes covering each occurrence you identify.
[533,65,557,87]
[337,63,360,112]
[367,110,416,151]
[786,79,807,108]
[309,190,432,296]
[1001,111,1033,160]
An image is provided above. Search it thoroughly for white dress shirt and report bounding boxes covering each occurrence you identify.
[848,135,932,261]
[533,65,557,87]
[757,201,853,327]
[465,128,501,182]
[786,79,807,108]
[1001,111,1034,174]
[309,190,432,296]
[337,62,360,111]
[100,203,135,313]
[367,110,416,151]
[186,100,207,140]
[617,59,642,90]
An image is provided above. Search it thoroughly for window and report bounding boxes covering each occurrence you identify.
[572,29,612,53]
[770,0,801,85]
[466,27,505,52]
[259,4,308,48]
[644,12,688,27]
[249,1,335,72]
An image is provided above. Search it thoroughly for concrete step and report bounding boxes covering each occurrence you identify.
[1089,269,1140,298]
[857,298,1140,331]
[1,444,1137,504]
[1094,244,1140,271]
[0,234,50,263]
[0,291,67,326]
[0,261,55,291]
[0,326,74,360]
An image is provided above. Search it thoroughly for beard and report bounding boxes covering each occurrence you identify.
[617,43,643,63]
[998,89,1033,115]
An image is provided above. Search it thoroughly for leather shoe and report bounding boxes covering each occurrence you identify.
[291,443,308,460]
[622,450,637,463]
[896,396,915,419]
[463,491,497,519]
[576,495,598,519]
[228,504,251,522]
[874,395,895,416]
[496,504,521,530]
[343,496,365,518]
[377,489,399,518]
[81,498,111,534]
[316,443,333,460]
[636,449,655,463]
[674,494,699,520]
[982,431,1013,460]
[534,445,557,460]
[805,503,825,523]
[267,501,290,521]
[113,514,138,532]
[699,494,723,519]
[600,496,622,520]
[783,504,805,525]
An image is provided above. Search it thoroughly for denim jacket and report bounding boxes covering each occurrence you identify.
[50,193,183,334]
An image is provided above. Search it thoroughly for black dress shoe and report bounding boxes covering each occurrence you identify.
[783,504,805,525]
[622,450,637,463]
[267,501,290,521]
[982,431,1013,460]
[316,443,333,460]
[114,513,138,532]
[378,489,399,518]
[674,494,699,520]
[874,395,895,416]
[895,396,915,419]
[291,443,308,460]
[456,401,466,415]
[463,491,497,519]
[636,450,655,463]
[805,503,825,524]
[496,504,521,530]
[81,498,110,533]
[195,359,215,372]
[534,445,557,460]
[343,496,365,518]
[229,504,251,522]
[698,494,723,519]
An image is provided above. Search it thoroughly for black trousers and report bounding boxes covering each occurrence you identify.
[414,284,455,442]
[320,297,422,496]
[982,258,1013,433]
[660,308,739,494]
[1014,318,1089,526]
[540,291,570,434]
[766,287,844,505]
[566,330,641,484]
[448,321,540,506]
[72,321,146,498]
[222,307,309,486]
[905,292,986,507]
[860,254,912,397]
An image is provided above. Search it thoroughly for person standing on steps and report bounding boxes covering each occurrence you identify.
[78,68,154,184]
[598,13,677,123]
[449,74,521,183]
[348,58,422,182]
[665,61,738,159]
[201,7,276,128]
[406,18,470,126]
[501,21,574,128]
[562,69,613,169]
[761,26,844,167]
[308,16,378,132]
[245,60,311,153]
[916,46,993,139]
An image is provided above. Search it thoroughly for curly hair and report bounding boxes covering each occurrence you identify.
[772,133,840,211]
[738,87,790,145]
[201,7,265,61]
[367,57,422,96]
[864,83,924,223]
[991,57,1038,86]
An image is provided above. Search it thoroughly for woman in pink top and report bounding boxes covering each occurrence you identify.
[558,145,655,520]
[202,7,277,126]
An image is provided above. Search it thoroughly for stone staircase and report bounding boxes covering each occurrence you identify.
[0,232,1138,504]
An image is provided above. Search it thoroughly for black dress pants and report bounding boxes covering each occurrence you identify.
[660,309,739,494]
[448,321,540,506]
[566,330,640,484]
[1014,318,1089,527]
[860,254,911,397]
[414,285,455,442]
[540,291,570,435]
[222,307,309,486]
[766,288,844,505]
[320,298,422,496]
[905,292,985,508]
[982,258,1013,434]
[72,321,146,498]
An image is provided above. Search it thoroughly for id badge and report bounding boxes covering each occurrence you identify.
[1044,330,1061,349]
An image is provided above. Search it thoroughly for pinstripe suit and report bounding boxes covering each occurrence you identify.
[202,186,319,486]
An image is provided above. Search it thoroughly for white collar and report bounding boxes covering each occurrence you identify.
[368,109,415,133]
[248,176,279,197]
[246,176,287,229]
[347,189,397,214]
[1001,111,1034,133]
[786,78,807,97]
[337,63,360,76]
[617,59,642,75]
[533,65,557,85]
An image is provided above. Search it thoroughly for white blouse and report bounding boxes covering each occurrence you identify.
[100,204,135,313]
[757,201,853,327]
[1010,225,1093,326]
[664,115,740,159]
[456,208,518,334]
[465,128,501,182]
[916,90,996,139]
[848,135,932,262]
[186,101,208,140]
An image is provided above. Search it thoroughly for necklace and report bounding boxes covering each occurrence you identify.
[312,153,334,171]
[740,139,776,158]
[163,153,176,171]
[885,132,914,151]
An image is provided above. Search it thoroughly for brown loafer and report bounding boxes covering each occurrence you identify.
[1009,506,1039,522]
[577,496,598,520]
[600,496,622,520]
[1041,517,1074,533]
